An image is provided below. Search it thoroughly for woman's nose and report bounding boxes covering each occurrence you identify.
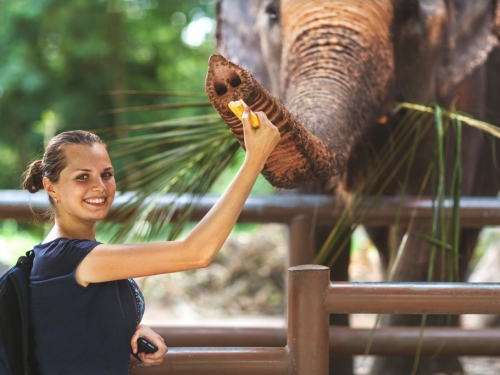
[91,178,105,191]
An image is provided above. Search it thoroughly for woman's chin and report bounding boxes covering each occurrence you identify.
[84,208,111,222]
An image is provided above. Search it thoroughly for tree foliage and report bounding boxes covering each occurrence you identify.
[0,0,216,189]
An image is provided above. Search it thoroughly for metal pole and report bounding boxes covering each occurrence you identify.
[287,265,330,375]
[326,282,500,314]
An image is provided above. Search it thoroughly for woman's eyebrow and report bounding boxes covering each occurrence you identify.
[73,167,114,172]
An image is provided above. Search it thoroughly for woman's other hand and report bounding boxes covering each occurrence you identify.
[242,107,280,168]
[130,324,168,365]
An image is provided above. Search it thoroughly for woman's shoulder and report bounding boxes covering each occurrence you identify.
[33,238,102,278]
[35,237,101,252]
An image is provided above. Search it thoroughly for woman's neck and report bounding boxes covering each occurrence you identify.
[45,218,97,242]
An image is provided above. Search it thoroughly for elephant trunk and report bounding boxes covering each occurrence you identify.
[205,54,342,188]
[280,0,395,174]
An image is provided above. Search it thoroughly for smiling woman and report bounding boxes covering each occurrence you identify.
[44,143,115,234]
[20,113,280,374]
[24,132,114,225]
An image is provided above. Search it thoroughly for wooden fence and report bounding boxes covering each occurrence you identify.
[2,190,500,374]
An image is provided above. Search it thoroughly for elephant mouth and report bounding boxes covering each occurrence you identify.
[205,54,346,189]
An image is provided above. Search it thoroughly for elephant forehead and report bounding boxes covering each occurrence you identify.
[280,0,394,39]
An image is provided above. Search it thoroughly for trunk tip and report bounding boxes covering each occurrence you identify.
[206,54,243,97]
[205,53,257,109]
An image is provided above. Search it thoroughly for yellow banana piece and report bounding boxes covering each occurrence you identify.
[228,99,260,128]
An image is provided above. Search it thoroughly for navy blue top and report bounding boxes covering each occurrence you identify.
[29,238,141,375]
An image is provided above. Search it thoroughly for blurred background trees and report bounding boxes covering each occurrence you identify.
[0,0,231,259]
[0,0,216,189]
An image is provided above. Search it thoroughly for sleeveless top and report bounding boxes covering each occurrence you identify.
[29,238,145,375]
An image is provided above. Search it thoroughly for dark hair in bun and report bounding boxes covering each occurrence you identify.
[22,130,105,201]
[23,159,45,193]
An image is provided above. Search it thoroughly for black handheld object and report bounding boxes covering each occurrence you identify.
[131,337,159,362]
[138,337,158,353]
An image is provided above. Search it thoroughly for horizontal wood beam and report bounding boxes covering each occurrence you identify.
[2,190,500,227]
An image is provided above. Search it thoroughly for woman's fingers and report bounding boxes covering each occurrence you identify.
[241,106,253,136]
[130,329,140,354]
[241,107,280,165]
[141,346,167,365]
[136,341,168,365]
[130,324,168,366]
[141,352,164,365]
[255,111,273,128]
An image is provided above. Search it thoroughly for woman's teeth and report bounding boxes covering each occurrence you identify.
[85,198,105,204]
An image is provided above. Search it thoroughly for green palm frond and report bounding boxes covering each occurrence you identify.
[95,92,240,243]
[98,101,213,115]
[413,231,453,252]
[99,90,208,98]
[314,103,500,271]
[397,103,500,138]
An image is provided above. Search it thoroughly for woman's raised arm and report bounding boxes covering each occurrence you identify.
[75,108,280,286]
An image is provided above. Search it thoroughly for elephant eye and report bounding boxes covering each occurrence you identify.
[265,2,280,22]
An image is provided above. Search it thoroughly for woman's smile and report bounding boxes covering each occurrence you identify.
[83,196,108,206]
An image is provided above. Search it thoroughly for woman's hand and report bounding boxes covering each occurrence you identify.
[130,324,168,365]
[242,106,280,168]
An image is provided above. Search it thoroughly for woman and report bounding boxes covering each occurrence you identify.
[23,107,280,374]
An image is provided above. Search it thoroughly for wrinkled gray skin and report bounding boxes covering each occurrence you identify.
[215,0,500,374]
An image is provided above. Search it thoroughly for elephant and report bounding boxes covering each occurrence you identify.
[204,1,500,374]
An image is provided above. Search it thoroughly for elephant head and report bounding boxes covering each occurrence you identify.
[207,0,500,193]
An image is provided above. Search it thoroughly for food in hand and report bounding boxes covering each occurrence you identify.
[228,99,260,128]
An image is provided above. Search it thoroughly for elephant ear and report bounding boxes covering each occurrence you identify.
[215,0,272,89]
[438,0,499,98]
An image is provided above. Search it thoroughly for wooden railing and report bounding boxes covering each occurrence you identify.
[3,190,500,374]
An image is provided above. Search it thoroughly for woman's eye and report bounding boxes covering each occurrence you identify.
[102,172,114,179]
[76,174,88,180]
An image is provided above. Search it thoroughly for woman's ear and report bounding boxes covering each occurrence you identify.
[43,177,57,202]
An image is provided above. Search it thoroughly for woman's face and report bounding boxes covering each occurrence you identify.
[50,143,116,224]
